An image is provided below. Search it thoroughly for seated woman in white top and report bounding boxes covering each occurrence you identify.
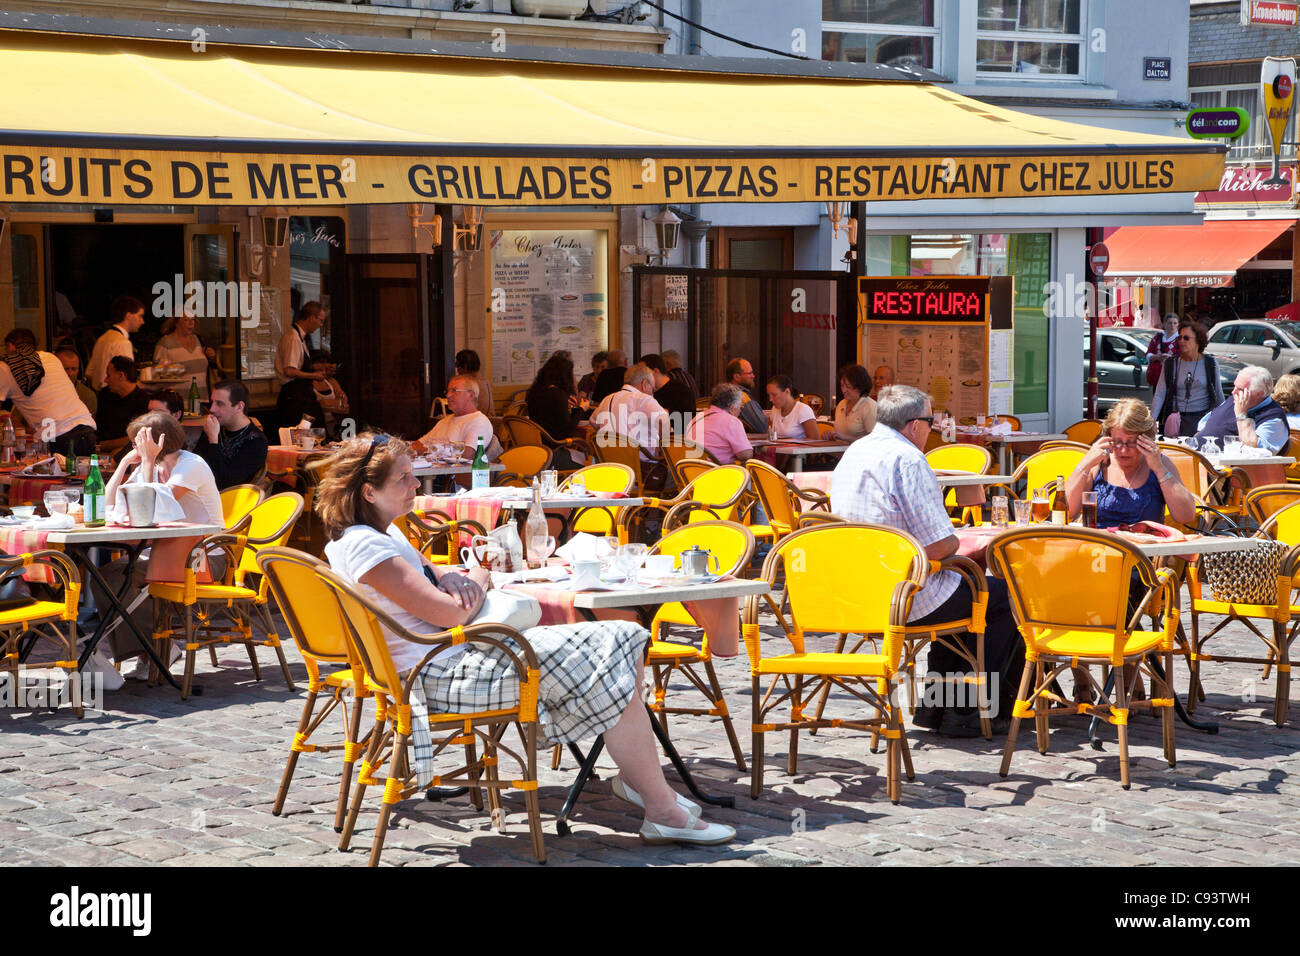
[1273,373,1300,431]
[95,411,225,674]
[765,375,818,439]
[320,433,735,846]
[832,363,877,442]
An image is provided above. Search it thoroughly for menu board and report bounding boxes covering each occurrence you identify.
[242,287,280,380]
[488,229,609,388]
[859,276,1012,424]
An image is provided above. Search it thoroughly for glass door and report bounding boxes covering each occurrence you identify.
[184,224,238,382]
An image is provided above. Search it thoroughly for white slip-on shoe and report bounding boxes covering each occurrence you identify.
[610,775,700,816]
[84,649,125,691]
[639,816,736,846]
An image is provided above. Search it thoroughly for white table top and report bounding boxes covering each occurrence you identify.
[569,577,770,609]
[413,462,505,477]
[500,495,643,510]
[934,472,1015,487]
[1136,535,1262,558]
[1213,455,1295,467]
[41,522,224,545]
[764,441,852,457]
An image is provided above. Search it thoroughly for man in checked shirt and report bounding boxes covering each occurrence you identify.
[830,385,1024,738]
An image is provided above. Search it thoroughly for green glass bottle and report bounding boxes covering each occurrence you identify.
[471,436,490,490]
[84,455,106,527]
[188,377,201,416]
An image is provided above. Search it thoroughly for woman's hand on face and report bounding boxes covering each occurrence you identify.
[1136,435,1163,471]
[134,427,165,463]
[1084,436,1112,470]
[439,572,483,610]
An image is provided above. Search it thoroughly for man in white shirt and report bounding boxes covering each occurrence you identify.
[412,374,500,460]
[589,362,671,458]
[86,295,144,390]
[274,301,327,387]
[0,328,97,454]
[830,384,1022,737]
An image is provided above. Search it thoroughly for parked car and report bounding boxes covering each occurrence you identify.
[1205,319,1300,380]
[1085,328,1241,416]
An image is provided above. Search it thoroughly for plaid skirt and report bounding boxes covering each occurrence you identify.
[408,620,649,789]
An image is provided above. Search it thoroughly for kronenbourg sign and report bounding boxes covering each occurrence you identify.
[1261,56,1297,186]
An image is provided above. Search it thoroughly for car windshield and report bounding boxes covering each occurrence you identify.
[1272,321,1300,343]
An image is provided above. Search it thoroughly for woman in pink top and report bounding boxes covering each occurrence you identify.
[685,384,754,464]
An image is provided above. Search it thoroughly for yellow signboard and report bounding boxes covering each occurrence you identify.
[0,147,1226,206]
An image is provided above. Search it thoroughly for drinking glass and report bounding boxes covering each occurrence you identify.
[1081,491,1098,529]
[617,543,648,585]
[1031,488,1051,523]
[597,535,620,577]
[540,469,558,498]
[569,474,587,497]
[527,534,556,578]
[1013,499,1032,526]
[990,495,1009,529]
[43,489,68,515]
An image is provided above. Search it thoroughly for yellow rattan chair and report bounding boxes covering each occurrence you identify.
[258,547,370,833]
[148,492,304,699]
[1245,484,1300,525]
[495,445,553,488]
[926,442,994,526]
[394,513,489,565]
[594,432,670,495]
[646,521,755,771]
[674,458,715,488]
[988,526,1179,788]
[1064,420,1103,445]
[559,462,636,538]
[1185,500,1300,726]
[745,458,830,543]
[619,464,750,536]
[220,484,264,532]
[815,420,837,439]
[1289,430,1300,482]
[662,441,715,487]
[1159,442,1246,519]
[502,416,593,474]
[0,551,83,716]
[319,566,546,867]
[803,393,826,416]
[993,446,1088,501]
[742,523,918,803]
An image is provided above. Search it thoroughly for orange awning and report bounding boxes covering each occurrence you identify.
[1103,219,1294,288]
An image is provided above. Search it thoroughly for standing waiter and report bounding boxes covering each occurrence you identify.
[275,301,328,428]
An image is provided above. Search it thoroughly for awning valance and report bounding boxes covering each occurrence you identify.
[1102,220,1294,288]
[0,27,1226,207]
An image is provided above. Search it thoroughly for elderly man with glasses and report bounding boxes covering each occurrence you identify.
[1194,365,1290,455]
[411,374,501,461]
[829,384,1024,738]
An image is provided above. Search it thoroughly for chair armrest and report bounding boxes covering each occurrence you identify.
[399,623,540,703]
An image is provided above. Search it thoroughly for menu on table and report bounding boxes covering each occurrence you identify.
[488,229,609,391]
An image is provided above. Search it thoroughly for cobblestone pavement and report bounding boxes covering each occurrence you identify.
[3,598,1298,867]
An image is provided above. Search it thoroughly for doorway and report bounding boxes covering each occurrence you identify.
[336,254,448,441]
[48,224,185,363]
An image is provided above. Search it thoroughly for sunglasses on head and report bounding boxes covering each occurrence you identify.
[359,433,390,472]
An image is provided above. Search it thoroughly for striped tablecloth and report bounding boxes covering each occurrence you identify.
[412,494,505,530]
[267,445,326,474]
[0,527,58,583]
[787,471,832,494]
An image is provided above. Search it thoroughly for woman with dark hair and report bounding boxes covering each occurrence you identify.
[832,363,877,441]
[456,348,494,417]
[318,433,736,845]
[526,352,585,468]
[764,374,818,439]
[1151,321,1222,438]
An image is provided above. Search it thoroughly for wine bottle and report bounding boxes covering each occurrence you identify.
[1050,475,1068,526]
[188,377,201,416]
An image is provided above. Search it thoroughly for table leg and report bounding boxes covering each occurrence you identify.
[421,476,434,495]
[792,455,803,474]
[555,734,605,837]
[644,700,735,808]
[73,545,189,694]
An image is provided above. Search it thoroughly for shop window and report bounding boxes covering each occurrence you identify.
[976,0,1083,77]
[822,0,939,70]
[288,215,346,358]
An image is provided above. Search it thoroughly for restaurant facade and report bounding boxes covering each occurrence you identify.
[0,3,1222,436]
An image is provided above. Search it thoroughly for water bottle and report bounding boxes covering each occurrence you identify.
[471,436,490,490]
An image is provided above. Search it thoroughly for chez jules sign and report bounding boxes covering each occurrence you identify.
[859,277,990,324]
[0,148,1224,206]
[1196,163,1296,205]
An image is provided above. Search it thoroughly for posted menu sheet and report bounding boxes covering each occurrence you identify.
[489,229,609,389]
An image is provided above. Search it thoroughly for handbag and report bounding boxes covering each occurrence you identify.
[1200,536,1291,605]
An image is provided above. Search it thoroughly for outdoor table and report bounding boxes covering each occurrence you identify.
[788,469,1014,509]
[266,444,328,473]
[0,471,81,507]
[504,572,769,835]
[410,459,505,494]
[13,521,223,693]
[1214,454,1295,490]
[753,438,852,472]
[943,428,1068,473]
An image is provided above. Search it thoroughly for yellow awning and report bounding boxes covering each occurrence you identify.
[0,27,1225,206]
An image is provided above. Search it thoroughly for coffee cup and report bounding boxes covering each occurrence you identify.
[571,559,602,588]
[645,554,676,577]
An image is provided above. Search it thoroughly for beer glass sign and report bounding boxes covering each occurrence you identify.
[1261,56,1297,186]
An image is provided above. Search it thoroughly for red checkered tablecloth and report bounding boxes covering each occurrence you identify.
[0,527,58,583]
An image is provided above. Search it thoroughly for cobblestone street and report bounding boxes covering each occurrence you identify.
[3,603,1298,868]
